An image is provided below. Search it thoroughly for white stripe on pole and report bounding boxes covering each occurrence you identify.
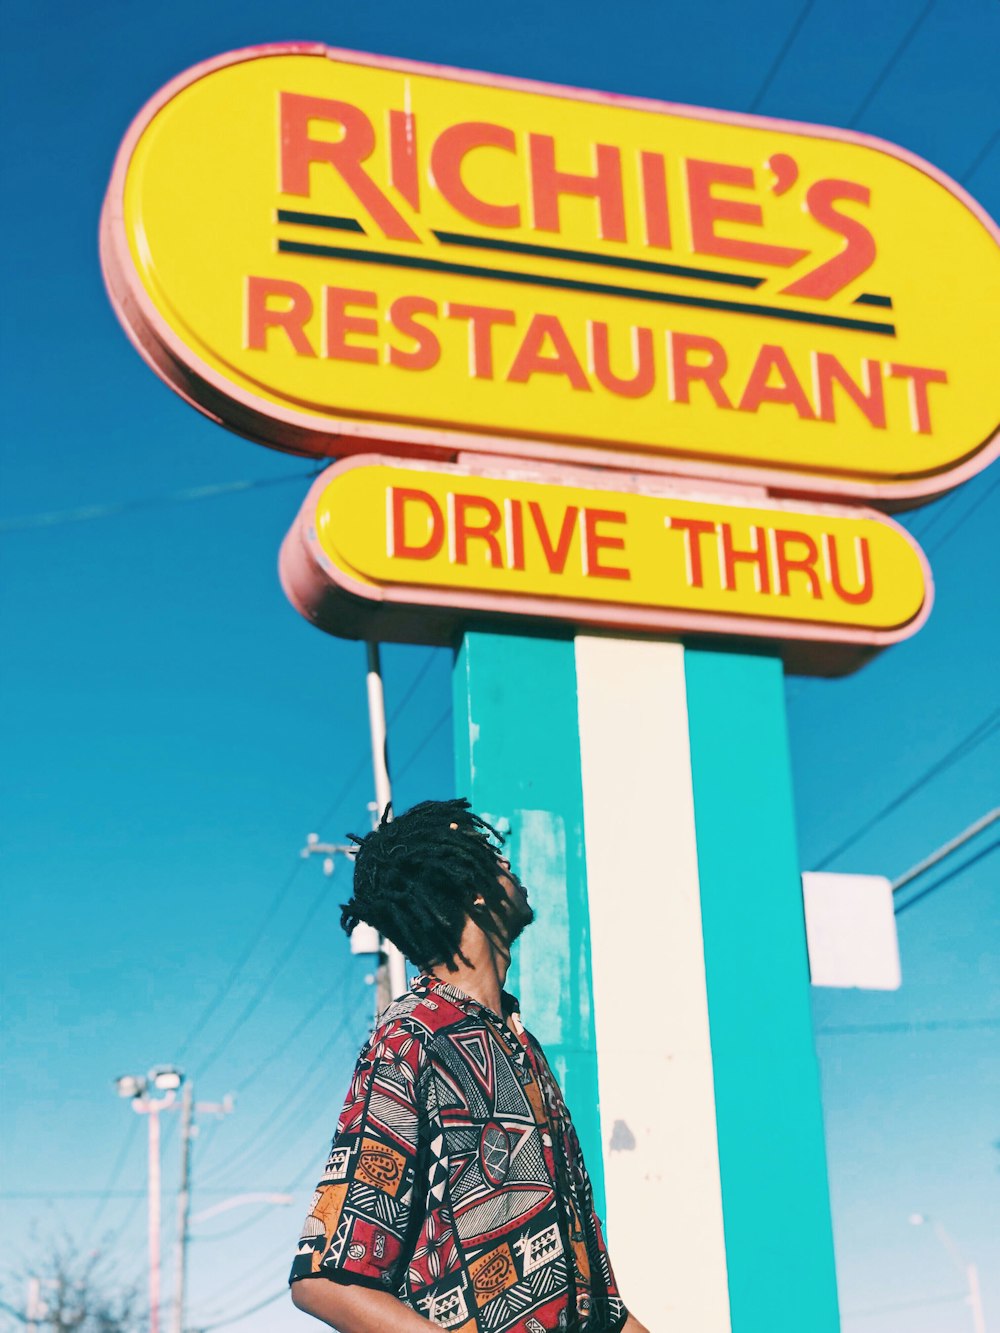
[366,642,408,1001]
[575,635,731,1333]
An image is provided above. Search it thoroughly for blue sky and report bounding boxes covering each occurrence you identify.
[1,2,997,1331]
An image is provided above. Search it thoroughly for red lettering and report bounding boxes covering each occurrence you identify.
[528,503,578,574]
[686,159,808,267]
[582,509,629,580]
[665,517,715,589]
[505,499,525,571]
[245,277,316,356]
[279,93,418,241]
[388,109,420,211]
[640,151,672,249]
[720,523,771,593]
[447,304,516,379]
[389,488,444,560]
[667,332,732,407]
[826,534,874,606]
[773,529,821,598]
[782,180,876,300]
[529,135,627,241]
[813,353,885,428]
[388,296,440,371]
[430,123,521,228]
[888,363,948,434]
[324,287,378,363]
[589,323,655,398]
[450,493,504,568]
[738,345,815,419]
[508,314,591,390]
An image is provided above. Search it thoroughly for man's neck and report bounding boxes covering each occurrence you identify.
[429,920,509,1017]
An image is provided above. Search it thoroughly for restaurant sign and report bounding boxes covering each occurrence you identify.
[279,457,931,673]
[101,43,1000,504]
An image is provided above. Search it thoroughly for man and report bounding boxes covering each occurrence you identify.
[289,798,648,1333]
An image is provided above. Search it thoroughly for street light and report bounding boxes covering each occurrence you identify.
[150,1066,184,1093]
[113,1067,185,1333]
[908,1213,986,1333]
[189,1193,294,1227]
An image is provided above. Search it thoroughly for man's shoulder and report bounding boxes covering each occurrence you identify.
[367,985,472,1054]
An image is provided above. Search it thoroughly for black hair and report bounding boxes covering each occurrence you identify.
[341,798,513,971]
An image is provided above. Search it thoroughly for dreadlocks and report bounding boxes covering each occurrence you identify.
[341,798,516,971]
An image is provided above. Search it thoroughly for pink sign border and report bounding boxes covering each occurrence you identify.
[100,41,1000,508]
[278,454,934,677]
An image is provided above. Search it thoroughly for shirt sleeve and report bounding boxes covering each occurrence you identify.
[289,1020,427,1293]
[526,1031,629,1332]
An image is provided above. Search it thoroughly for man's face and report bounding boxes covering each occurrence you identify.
[495,856,535,945]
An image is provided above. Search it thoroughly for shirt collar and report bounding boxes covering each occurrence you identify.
[413,971,521,1022]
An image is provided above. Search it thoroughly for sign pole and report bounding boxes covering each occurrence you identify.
[455,629,840,1332]
[365,641,408,1005]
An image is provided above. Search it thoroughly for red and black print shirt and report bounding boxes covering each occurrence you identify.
[289,973,627,1332]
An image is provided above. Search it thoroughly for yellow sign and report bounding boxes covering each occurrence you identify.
[102,44,999,504]
[280,457,932,673]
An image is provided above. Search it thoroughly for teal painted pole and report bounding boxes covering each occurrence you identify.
[685,649,840,1331]
[453,629,606,1219]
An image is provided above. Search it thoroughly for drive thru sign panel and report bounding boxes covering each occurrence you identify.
[279,455,931,673]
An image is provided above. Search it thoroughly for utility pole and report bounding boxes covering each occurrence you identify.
[172,1085,234,1333]
[300,645,409,1024]
[114,1067,232,1333]
[115,1068,183,1333]
[172,1080,193,1333]
[143,1097,165,1333]
[25,1277,41,1332]
[365,642,408,1010]
[909,1212,987,1333]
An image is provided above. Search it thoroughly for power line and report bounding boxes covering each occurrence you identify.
[891,808,1000,893]
[189,1209,282,1244]
[190,1248,291,1322]
[176,860,307,1063]
[194,870,331,1079]
[817,1017,1000,1036]
[196,1002,360,1183]
[395,706,452,782]
[894,838,1000,917]
[88,1115,141,1233]
[748,0,816,112]
[98,1115,181,1269]
[814,707,1000,868]
[307,646,440,839]
[192,1285,288,1330]
[385,648,440,734]
[185,1115,226,1179]
[0,470,319,534]
[0,1187,288,1200]
[962,127,1000,184]
[842,1289,968,1320]
[192,1152,337,1316]
[848,0,937,127]
[926,472,1000,556]
[229,976,344,1098]
[907,490,962,543]
[177,649,440,1094]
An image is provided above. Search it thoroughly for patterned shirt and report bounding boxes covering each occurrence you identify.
[289,973,627,1332]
